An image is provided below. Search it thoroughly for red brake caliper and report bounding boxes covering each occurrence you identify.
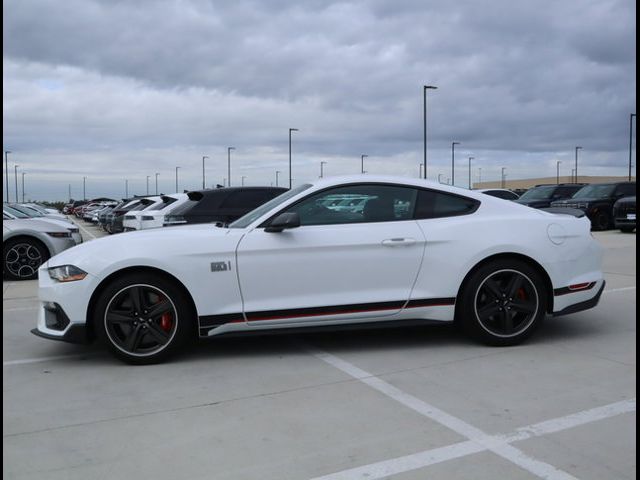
[517,288,527,300]
[156,295,173,332]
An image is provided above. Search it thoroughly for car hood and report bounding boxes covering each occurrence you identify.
[47,223,245,275]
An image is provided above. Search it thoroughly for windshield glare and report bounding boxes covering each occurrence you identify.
[519,186,555,200]
[229,184,313,228]
[572,184,615,199]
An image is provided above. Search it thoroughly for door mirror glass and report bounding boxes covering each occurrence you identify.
[265,212,301,232]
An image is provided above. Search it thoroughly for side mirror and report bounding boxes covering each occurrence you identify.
[265,212,300,233]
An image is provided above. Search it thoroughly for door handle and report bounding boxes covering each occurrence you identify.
[382,238,416,246]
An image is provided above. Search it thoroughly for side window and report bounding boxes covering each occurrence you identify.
[284,185,418,226]
[415,190,479,219]
[615,184,636,197]
[220,190,277,209]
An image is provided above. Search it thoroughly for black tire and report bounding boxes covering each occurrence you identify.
[94,273,196,364]
[620,226,635,233]
[457,259,547,346]
[3,237,50,281]
[591,211,610,231]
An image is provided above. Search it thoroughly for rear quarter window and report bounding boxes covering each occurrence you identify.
[415,190,480,219]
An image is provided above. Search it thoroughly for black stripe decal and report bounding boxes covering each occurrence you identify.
[199,297,456,333]
[553,282,597,296]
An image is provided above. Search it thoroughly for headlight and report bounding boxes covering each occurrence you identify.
[48,265,88,282]
[47,232,72,238]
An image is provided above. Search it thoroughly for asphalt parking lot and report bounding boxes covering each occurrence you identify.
[3,221,636,480]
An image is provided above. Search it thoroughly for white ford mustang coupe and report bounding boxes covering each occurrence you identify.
[33,176,604,364]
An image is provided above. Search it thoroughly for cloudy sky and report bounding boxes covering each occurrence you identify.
[3,0,636,201]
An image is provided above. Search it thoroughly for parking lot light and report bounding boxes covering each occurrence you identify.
[423,85,437,179]
[202,156,209,189]
[574,146,582,184]
[289,128,298,189]
[361,154,368,174]
[451,142,460,186]
[227,147,235,187]
[630,114,636,181]
[146,176,150,195]
[4,150,11,202]
[175,166,180,193]
[557,161,561,185]
[14,164,19,203]
[155,173,159,195]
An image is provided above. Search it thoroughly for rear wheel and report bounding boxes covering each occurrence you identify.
[591,211,610,231]
[3,237,50,281]
[94,273,195,364]
[457,259,547,346]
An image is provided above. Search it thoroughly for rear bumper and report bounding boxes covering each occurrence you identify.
[553,281,605,317]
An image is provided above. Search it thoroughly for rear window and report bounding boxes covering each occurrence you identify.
[148,197,178,211]
[415,190,480,219]
[220,190,283,209]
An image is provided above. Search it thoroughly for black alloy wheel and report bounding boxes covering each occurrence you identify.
[3,237,49,281]
[592,211,610,231]
[95,274,195,364]
[458,260,547,346]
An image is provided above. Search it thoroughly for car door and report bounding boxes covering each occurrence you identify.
[236,183,426,325]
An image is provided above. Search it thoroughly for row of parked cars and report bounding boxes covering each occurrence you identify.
[480,182,636,232]
[65,187,287,234]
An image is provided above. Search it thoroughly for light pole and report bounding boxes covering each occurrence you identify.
[501,167,506,189]
[289,128,298,189]
[227,147,235,187]
[574,146,582,184]
[4,150,10,202]
[175,166,180,192]
[423,85,437,179]
[21,172,26,202]
[478,167,482,185]
[155,173,159,195]
[146,176,150,195]
[320,162,327,178]
[419,164,423,178]
[83,176,87,200]
[361,154,368,174]
[468,157,474,189]
[202,155,209,189]
[438,173,443,183]
[630,114,636,181]
[14,164,19,203]
[571,169,576,183]
[241,175,246,186]
[125,179,128,198]
[451,142,460,186]
[556,161,561,185]
[275,170,281,187]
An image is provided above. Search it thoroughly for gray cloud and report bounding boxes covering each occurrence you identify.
[2,0,636,200]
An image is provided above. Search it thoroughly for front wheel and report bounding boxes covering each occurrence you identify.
[591,211,610,231]
[94,273,195,364]
[457,260,547,346]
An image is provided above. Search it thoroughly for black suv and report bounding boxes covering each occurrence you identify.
[163,187,287,226]
[550,182,636,230]
[613,196,636,233]
[515,183,587,209]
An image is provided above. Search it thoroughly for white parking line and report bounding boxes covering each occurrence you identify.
[73,219,96,240]
[603,286,636,294]
[310,398,635,480]
[305,345,600,480]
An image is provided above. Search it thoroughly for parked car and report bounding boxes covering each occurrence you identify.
[476,188,520,200]
[550,182,636,230]
[9,203,68,221]
[163,187,287,227]
[132,194,190,231]
[32,175,604,364]
[122,197,163,231]
[4,206,82,245]
[515,184,587,209]
[109,199,149,234]
[3,214,76,280]
[613,196,636,233]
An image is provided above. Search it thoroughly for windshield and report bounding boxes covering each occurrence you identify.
[572,184,616,199]
[518,186,556,200]
[8,204,43,217]
[229,184,313,228]
[4,206,31,218]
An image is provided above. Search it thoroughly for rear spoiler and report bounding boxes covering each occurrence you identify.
[540,207,586,218]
